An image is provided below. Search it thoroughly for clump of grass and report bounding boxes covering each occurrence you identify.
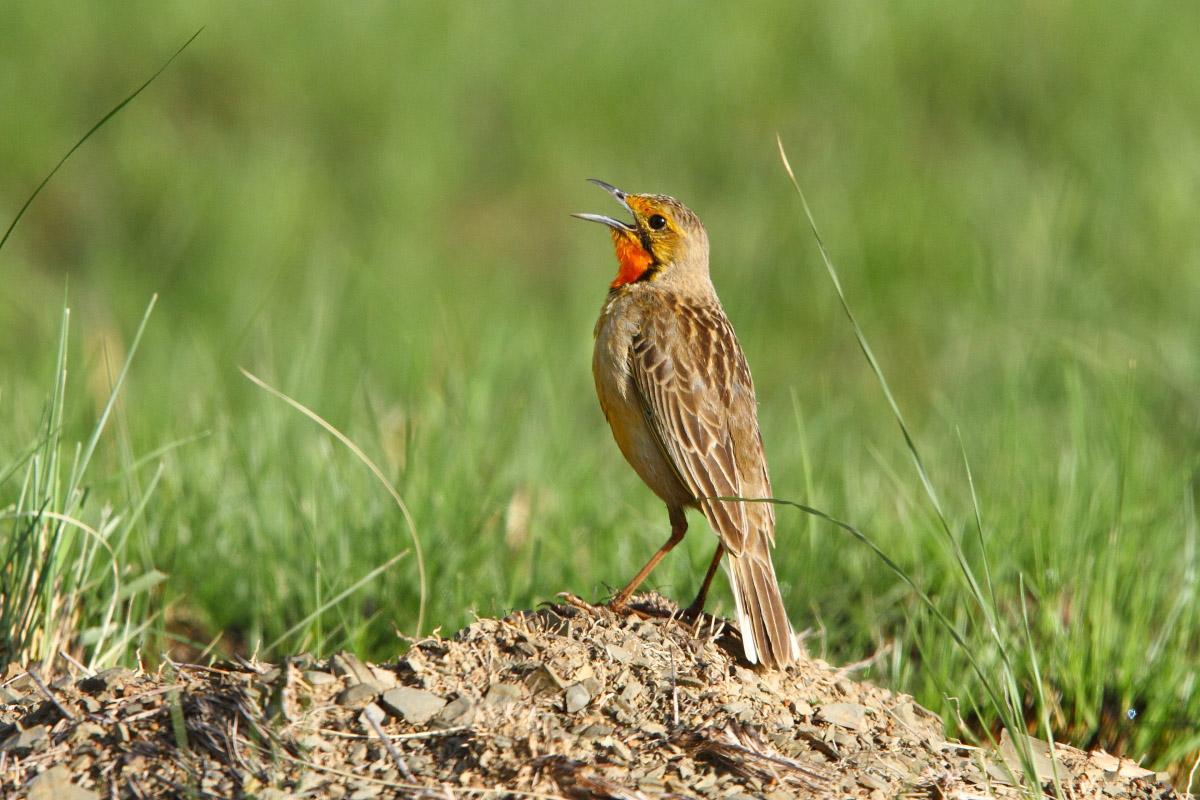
[0,299,163,672]
[0,28,198,673]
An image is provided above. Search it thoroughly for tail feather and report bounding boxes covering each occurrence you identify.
[726,548,798,669]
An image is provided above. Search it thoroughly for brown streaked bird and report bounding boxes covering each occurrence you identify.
[575,179,799,669]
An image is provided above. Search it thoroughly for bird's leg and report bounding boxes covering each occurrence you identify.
[610,507,688,612]
[684,543,725,619]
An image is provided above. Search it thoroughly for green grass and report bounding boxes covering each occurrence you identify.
[2,0,1199,778]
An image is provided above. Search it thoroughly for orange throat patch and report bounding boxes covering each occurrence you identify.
[610,231,654,289]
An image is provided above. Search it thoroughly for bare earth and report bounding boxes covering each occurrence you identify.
[0,594,1179,798]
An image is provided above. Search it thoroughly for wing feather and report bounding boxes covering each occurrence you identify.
[629,300,771,556]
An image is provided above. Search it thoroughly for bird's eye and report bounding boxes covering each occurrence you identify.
[648,214,667,230]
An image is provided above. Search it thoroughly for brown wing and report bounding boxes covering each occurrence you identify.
[629,299,774,556]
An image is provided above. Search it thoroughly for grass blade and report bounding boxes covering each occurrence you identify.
[266,549,408,653]
[0,28,203,257]
[240,367,427,637]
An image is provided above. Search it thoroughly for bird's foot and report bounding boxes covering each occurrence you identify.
[558,591,657,620]
[681,600,706,622]
[557,592,603,615]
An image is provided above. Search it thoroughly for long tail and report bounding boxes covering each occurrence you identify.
[726,547,799,669]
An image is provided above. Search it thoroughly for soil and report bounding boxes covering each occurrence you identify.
[0,593,1180,798]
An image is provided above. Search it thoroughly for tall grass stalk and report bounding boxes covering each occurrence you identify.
[775,136,1053,795]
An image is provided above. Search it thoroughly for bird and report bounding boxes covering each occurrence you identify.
[574,179,799,669]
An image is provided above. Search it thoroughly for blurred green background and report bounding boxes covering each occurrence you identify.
[3,1,1198,774]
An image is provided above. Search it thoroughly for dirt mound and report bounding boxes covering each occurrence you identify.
[0,594,1178,798]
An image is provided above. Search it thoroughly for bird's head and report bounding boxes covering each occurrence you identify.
[574,179,709,290]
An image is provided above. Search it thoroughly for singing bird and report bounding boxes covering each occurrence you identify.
[575,179,799,669]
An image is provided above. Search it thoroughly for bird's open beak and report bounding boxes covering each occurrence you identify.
[572,178,637,232]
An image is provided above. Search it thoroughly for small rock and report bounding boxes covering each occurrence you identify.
[331,652,378,687]
[257,667,282,684]
[893,701,920,730]
[380,687,446,724]
[817,702,870,732]
[524,663,567,696]
[999,729,1062,785]
[857,771,888,792]
[985,759,1016,786]
[2,724,49,754]
[359,702,387,728]
[564,682,590,714]
[336,683,379,708]
[303,670,337,686]
[723,701,752,720]
[434,695,475,728]
[580,723,613,737]
[70,722,106,745]
[604,643,632,663]
[369,666,397,689]
[28,765,98,800]
[78,667,132,696]
[635,620,661,641]
[484,682,524,708]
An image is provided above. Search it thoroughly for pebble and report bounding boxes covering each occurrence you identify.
[2,724,49,754]
[434,694,475,728]
[369,666,398,689]
[78,667,132,696]
[817,702,870,732]
[564,682,591,713]
[893,700,920,729]
[722,701,752,720]
[331,652,378,687]
[336,683,379,708]
[303,670,337,686]
[380,687,446,724]
[28,765,98,800]
[257,667,282,684]
[857,771,889,792]
[579,723,613,737]
[524,663,567,696]
[604,643,632,663]
[484,682,524,708]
